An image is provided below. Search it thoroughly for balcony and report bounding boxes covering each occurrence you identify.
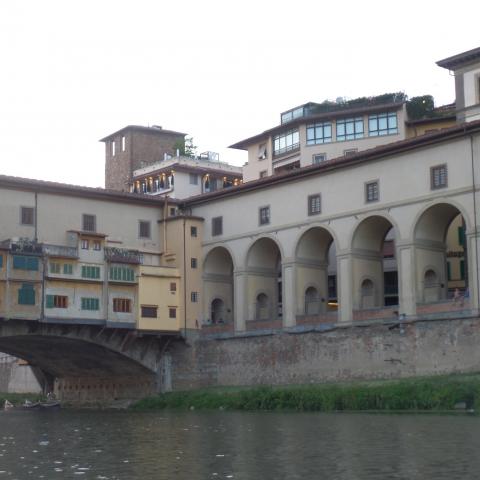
[104,247,143,265]
[43,244,78,259]
[0,238,43,255]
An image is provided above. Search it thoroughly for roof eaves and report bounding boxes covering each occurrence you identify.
[100,125,187,142]
[0,174,180,206]
[190,119,480,206]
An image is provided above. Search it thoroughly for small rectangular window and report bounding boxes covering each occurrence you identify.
[93,241,101,251]
[365,181,379,203]
[190,226,198,237]
[111,140,115,156]
[63,263,73,275]
[212,216,223,236]
[18,283,35,305]
[121,136,126,152]
[191,291,198,303]
[46,295,68,309]
[139,220,151,239]
[169,307,177,319]
[0,255,3,269]
[458,226,465,246]
[460,260,465,280]
[259,206,270,225]
[50,262,61,274]
[447,261,451,281]
[81,239,89,250]
[431,164,448,189]
[82,214,96,232]
[141,306,157,318]
[170,282,177,292]
[191,258,198,269]
[258,143,267,160]
[21,207,35,226]
[344,149,358,157]
[113,298,131,313]
[189,173,198,185]
[81,297,100,311]
[308,194,321,215]
[312,154,326,164]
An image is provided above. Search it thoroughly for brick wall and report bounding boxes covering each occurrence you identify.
[170,315,480,391]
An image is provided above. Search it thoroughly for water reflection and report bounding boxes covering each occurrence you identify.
[0,409,479,479]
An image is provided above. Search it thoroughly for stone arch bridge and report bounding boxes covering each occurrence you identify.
[0,319,179,403]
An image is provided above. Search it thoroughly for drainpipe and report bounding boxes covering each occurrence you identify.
[183,217,187,338]
[470,135,480,310]
[34,191,38,242]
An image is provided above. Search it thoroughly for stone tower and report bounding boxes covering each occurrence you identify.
[101,125,186,192]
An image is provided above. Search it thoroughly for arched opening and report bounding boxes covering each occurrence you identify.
[211,298,225,324]
[414,204,468,305]
[351,216,397,309]
[295,227,337,318]
[246,238,282,321]
[256,292,269,320]
[305,286,320,315]
[203,247,234,325]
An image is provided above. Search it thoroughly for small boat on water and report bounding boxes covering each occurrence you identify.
[3,399,61,411]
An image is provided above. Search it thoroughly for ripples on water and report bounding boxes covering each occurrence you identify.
[0,409,479,479]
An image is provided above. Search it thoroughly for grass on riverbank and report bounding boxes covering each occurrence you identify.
[132,373,480,412]
[0,393,44,406]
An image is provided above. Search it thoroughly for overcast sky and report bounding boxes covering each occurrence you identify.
[0,1,478,188]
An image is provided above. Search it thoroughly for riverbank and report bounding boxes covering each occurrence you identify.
[132,373,480,412]
[1,392,44,406]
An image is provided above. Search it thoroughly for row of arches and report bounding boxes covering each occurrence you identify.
[203,202,471,327]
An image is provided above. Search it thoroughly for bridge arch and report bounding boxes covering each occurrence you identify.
[0,321,176,403]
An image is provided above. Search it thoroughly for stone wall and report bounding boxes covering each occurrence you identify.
[170,315,480,391]
[0,355,42,393]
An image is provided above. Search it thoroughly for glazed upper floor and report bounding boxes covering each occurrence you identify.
[233,95,411,182]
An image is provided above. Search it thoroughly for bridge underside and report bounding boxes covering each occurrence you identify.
[0,320,179,404]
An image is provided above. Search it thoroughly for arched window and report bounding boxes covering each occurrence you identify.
[211,298,225,324]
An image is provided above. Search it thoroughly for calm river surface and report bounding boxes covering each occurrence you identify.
[0,409,479,479]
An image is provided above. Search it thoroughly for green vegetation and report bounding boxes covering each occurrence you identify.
[1,392,45,406]
[132,374,480,412]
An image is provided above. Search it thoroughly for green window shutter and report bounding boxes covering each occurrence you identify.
[81,265,86,278]
[13,256,26,269]
[18,284,35,305]
[46,295,54,308]
[460,260,465,280]
[27,257,39,271]
[0,255,3,268]
[63,264,72,274]
[447,262,451,281]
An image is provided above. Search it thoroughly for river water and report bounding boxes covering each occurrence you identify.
[0,409,479,479]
